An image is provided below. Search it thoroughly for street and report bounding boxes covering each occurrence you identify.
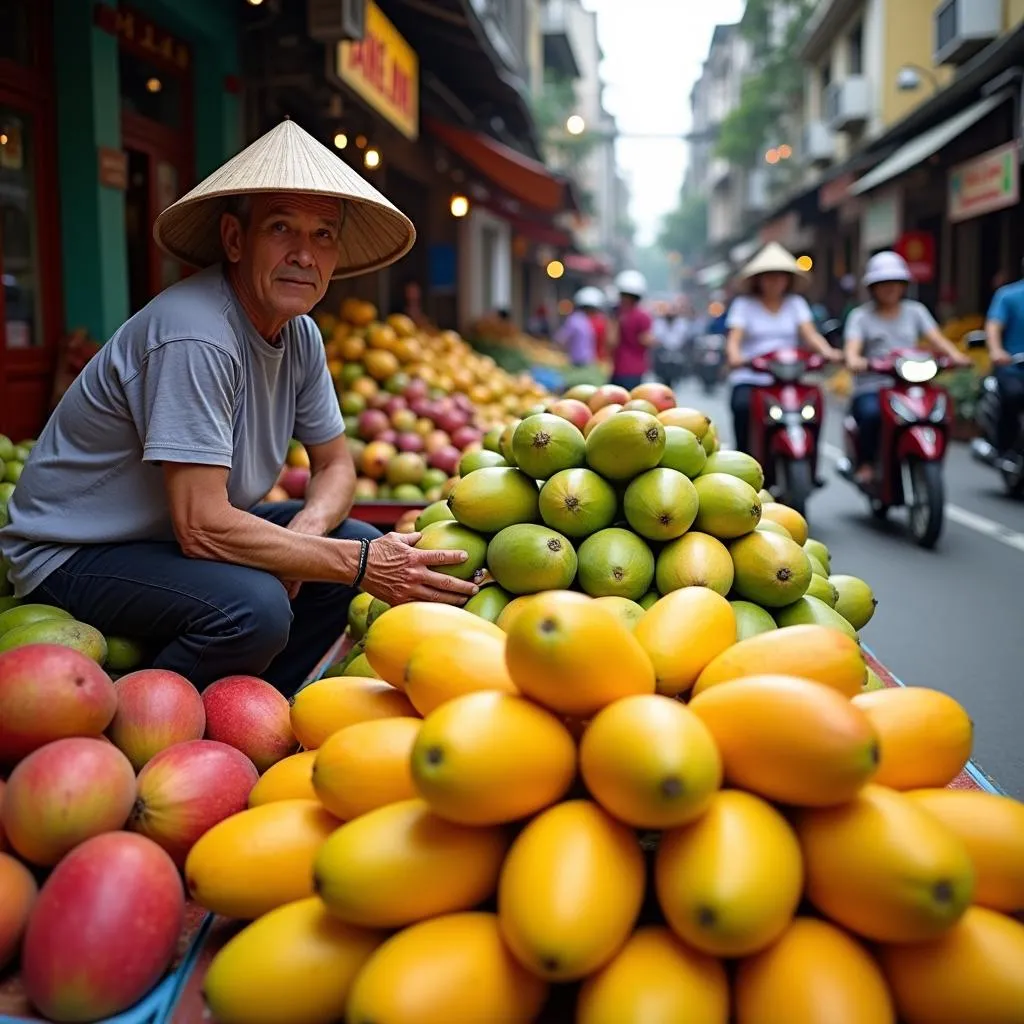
[671,378,1024,799]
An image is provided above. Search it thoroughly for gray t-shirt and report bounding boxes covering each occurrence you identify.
[844,300,937,396]
[0,265,344,597]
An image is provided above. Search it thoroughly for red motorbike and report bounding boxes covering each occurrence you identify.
[836,348,953,549]
[745,350,825,517]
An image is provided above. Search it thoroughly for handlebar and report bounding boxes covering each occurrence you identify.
[748,350,826,373]
[865,353,956,375]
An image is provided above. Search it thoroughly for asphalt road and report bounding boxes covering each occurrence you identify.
[671,378,1024,799]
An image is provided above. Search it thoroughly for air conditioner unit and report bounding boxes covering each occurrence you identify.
[825,76,870,132]
[803,119,834,165]
[308,0,366,44]
[934,0,1000,67]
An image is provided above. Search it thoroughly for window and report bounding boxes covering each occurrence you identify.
[848,22,863,76]
[0,110,40,348]
[119,48,183,129]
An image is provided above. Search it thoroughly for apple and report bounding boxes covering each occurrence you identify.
[129,739,259,866]
[107,669,206,771]
[202,676,298,773]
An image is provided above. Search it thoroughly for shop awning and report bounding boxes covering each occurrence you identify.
[426,117,573,214]
[697,262,732,287]
[564,252,612,276]
[851,91,1012,196]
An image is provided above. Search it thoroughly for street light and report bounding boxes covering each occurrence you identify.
[333,132,348,150]
[897,63,940,92]
[450,194,470,218]
[566,114,586,136]
[546,260,565,280]
[364,147,381,170]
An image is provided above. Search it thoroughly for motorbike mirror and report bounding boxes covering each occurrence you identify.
[964,330,988,350]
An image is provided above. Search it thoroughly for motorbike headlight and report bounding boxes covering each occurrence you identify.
[929,393,948,423]
[768,404,784,422]
[898,358,938,383]
[887,394,916,422]
[801,404,816,421]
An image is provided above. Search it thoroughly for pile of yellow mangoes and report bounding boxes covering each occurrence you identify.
[182,591,1024,1024]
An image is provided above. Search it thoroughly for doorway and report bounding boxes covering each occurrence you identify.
[119,23,193,312]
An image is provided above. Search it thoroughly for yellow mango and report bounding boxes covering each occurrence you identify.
[504,591,655,718]
[633,587,736,696]
[312,799,507,928]
[289,677,416,751]
[878,906,1024,1024]
[248,750,317,807]
[404,629,518,716]
[734,917,895,1024]
[796,784,975,943]
[689,674,879,806]
[202,897,382,1024]
[345,913,547,1024]
[694,623,866,697]
[410,691,575,825]
[852,687,973,790]
[364,602,502,687]
[655,789,803,957]
[577,925,729,1024]
[579,694,721,829]
[185,800,339,920]
[498,800,645,981]
[905,789,1024,913]
[312,717,420,821]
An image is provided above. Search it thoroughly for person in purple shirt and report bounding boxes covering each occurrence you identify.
[556,287,603,366]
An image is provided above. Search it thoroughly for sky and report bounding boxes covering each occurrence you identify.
[582,0,746,246]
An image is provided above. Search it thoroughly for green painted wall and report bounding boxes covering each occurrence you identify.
[54,0,242,341]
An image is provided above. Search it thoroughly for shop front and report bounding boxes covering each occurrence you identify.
[0,0,244,440]
[0,1,62,441]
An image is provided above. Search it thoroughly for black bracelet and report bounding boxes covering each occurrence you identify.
[352,537,371,588]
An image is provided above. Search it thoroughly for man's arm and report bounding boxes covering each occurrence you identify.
[286,434,356,537]
[163,463,477,603]
[986,292,1012,365]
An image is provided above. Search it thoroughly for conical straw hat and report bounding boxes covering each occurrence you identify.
[153,120,415,280]
[738,242,804,280]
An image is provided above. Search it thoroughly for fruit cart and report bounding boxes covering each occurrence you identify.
[349,501,425,530]
[0,635,1006,1024]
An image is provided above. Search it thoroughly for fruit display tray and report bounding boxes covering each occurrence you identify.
[0,641,1006,1024]
[349,500,424,528]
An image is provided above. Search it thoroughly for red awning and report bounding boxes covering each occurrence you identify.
[426,117,572,214]
[564,252,611,275]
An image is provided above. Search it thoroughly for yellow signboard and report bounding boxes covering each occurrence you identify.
[337,2,419,141]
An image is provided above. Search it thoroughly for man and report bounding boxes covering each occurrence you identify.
[609,270,654,391]
[986,258,1024,454]
[0,120,477,696]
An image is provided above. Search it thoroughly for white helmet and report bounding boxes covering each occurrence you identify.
[615,269,648,298]
[863,251,912,288]
[574,286,605,310]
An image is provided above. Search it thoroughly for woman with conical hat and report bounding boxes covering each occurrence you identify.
[724,242,841,454]
[0,119,477,696]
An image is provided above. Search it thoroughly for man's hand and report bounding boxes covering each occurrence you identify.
[727,351,745,369]
[950,351,973,369]
[846,354,869,373]
[362,532,479,606]
[823,347,845,364]
[991,347,1013,367]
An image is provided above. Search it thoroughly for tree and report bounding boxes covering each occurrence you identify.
[657,193,708,264]
[531,72,600,176]
[714,0,816,168]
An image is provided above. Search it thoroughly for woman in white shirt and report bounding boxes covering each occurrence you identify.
[725,243,841,453]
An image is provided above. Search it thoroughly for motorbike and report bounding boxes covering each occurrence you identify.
[965,330,1024,497]
[835,348,953,549]
[744,349,826,517]
[695,333,725,394]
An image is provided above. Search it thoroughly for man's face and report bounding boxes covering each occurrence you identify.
[223,193,341,320]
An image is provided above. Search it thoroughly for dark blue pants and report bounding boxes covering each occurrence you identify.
[32,501,380,697]
[850,392,882,465]
[730,384,753,454]
[995,366,1024,449]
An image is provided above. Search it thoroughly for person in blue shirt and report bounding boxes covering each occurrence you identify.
[985,258,1024,452]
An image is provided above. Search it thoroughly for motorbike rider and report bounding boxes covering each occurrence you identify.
[844,251,970,484]
[725,243,841,454]
[653,297,695,387]
[610,270,655,391]
[556,287,603,368]
[984,257,1024,454]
